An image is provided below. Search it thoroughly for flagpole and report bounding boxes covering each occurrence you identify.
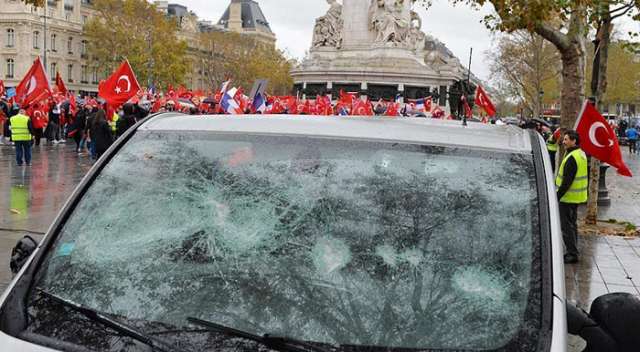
[43,1,48,70]
[463,47,473,126]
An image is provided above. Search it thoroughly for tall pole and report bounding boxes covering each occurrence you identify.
[43,1,48,69]
[463,47,473,126]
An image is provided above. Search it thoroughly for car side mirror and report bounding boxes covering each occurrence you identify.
[567,293,640,352]
[9,235,39,275]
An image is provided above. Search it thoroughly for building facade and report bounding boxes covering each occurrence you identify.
[0,0,98,95]
[1,0,277,94]
[156,0,277,91]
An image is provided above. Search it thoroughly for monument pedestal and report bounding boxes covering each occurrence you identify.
[291,0,472,108]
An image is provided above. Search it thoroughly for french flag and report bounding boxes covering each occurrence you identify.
[221,87,241,114]
[415,98,425,112]
[252,92,267,113]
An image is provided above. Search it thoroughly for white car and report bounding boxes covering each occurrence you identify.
[0,115,637,351]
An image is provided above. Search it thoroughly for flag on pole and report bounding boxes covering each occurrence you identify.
[252,91,267,113]
[15,57,52,107]
[221,87,242,114]
[0,80,5,97]
[575,101,632,177]
[475,85,496,117]
[98,60,141,108]
[55,72,68,96]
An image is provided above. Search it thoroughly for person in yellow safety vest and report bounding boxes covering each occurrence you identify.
[546,128,561,172]
[9,108,34,166]
[555,129,588,264]
[109,112,119,135]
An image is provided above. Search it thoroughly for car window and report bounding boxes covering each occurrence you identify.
[29,131,542,351]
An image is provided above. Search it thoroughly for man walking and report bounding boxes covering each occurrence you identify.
[626,125,638,154]
[9,108,34,166]
[556,130,588,264]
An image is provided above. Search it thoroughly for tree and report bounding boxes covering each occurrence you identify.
[83,0,189,88]
[489,32,561,118]
[198,32,294,95]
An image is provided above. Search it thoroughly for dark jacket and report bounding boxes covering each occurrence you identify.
[557,146,579,201]
[90,120,113,154]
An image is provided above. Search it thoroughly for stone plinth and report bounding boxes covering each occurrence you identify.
[292,0,471,106]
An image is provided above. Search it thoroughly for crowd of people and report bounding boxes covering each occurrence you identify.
[0,97,151,166]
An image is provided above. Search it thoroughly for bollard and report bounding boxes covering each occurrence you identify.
[598,164,611,206]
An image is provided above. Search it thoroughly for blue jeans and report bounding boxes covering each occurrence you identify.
[15,141,32,165]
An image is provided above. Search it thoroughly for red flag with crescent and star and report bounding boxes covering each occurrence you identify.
[98,60,140,108]
[0,79,5,97]
[474,85,496,117]
[575,101,632,177]
[15,57,52,108]
[55,72,68,96]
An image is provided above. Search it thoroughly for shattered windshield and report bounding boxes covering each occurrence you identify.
[30,131,542,351]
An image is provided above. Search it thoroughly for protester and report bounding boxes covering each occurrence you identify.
[626,125,638,154]
[0,98,7,145]
[46,103,61,145]
[9,108,34,166]
[556,130,588,264]
[116,103,137,138]
[31,103,47,146]
[90,109,113,159]
[69,104,87,153]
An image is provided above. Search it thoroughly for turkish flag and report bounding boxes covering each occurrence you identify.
[475,85,496,117]
[385,102,400,117]
[0,79,5,97]
[98,60,140,108]
[351,99,373,116]
[15,57,52,108]
[461,95,473,118]
[28,103,49,129]
[55,72,68,96]
[575,101,632,177]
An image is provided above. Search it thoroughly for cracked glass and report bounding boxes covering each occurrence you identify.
[29,131,542,351]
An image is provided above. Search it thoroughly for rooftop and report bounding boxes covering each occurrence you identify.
[218,0,273,35]
[141,115,533,153]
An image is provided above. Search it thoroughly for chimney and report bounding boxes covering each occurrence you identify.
[228,0,243,32]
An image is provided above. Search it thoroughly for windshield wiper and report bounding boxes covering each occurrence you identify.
[37,288,187,352]
[187,317,331,352]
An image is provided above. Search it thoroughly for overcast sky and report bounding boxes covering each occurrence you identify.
[180,1,640,82]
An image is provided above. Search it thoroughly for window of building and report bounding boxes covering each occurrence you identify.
[81,65,88,83]
[50,62,57,81]
[92,67,98,83]
[6,29,15,48]
[6,59,14,78]
[82,15,88,24]
[80,40,87,57]
[67,64,74,82]
[51,33,57,51]
[65,11,72,21]
[33,31,40,49]
[48,8,55,18]
[67,36,73,54]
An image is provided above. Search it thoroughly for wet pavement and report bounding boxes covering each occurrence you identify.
[0,142,92,292]
[0,141,638,350]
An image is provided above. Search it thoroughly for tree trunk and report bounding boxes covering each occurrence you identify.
[559,46,587,130]
[585,9,613,225]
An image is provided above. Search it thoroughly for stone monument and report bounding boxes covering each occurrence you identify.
[291,0,475,107]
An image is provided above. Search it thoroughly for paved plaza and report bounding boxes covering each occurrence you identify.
[0,141,639,345]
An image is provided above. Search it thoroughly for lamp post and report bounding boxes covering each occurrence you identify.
[538,90,544,119]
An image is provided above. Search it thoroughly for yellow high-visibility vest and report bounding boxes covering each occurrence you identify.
[10,114,32,141]
[546,134,558,152]
[556,149,588,204]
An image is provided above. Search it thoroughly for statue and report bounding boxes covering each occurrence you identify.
[407,10,426,51]
[368,0,411,47]
[312,0,343,49]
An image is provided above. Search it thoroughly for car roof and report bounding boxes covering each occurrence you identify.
[140,114,533,153]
